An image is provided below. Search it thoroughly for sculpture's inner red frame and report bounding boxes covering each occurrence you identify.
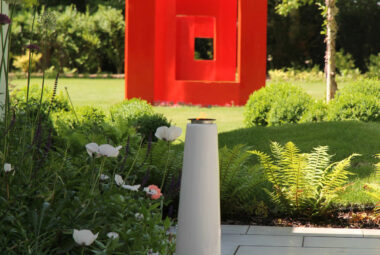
[125,0,267,106]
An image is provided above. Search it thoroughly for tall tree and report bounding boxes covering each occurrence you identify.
[276,0,339,102]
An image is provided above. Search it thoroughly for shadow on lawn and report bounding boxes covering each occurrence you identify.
[218,121,380,179]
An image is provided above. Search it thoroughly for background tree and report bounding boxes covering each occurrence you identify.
[276,0,339,102]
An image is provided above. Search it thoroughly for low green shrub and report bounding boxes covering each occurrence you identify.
[244,83,313,127]
[54,106,132,154]
[110,98,154,123]
[268,66,324,82]
[12,84,70,114]
[134,114,172,141]
[328,79,380,122]
[249,142,358,217]
[299,100,328,123]
[366,53,380,79]
[335,49,361,78]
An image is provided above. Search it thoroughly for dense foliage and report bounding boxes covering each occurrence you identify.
[7,0,380,74]
[244,83,313,127]
[219,145,266,218]
[328,80,380,122]
[267,0,379,72]
[11,5,125,74]
[244,78,380,126]
[1,87,181,253]
[250,142,358,217]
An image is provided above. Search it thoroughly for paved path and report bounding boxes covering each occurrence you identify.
[221,225,380,255]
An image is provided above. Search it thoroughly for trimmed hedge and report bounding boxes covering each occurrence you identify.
[244,83,313,127]
[244,79,380,126]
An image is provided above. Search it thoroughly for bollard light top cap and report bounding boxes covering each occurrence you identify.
[188,118,216,124]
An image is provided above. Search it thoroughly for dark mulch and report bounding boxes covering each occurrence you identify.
[222,205,380,229]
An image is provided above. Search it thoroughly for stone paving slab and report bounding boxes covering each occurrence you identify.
[247,226,364,237]
[171,225,380,254]
[222,234,302,255]
[304,236,380,249]
[235,246,380,255]
[222,225,380,255]
[221,225,249,235]
[362,229,380,238]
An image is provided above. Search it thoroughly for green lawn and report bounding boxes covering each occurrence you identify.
[10,78,124,109]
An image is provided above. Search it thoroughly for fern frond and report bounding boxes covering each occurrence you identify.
[220,145,265,216]
[320,154,359,205]
[252,141,359,217]
[375,154,380,178]
[364,183,380,216]
[249,149,282,189]
[305,146,332,195]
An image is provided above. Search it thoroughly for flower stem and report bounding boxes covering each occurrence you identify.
[81,247,85,255]
[160,142,171,190]
[125,137,144,180]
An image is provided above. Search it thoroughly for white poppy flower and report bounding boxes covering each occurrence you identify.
[114,174,124,186]
[167,126,182,141]
[100,174,109,181]
[155,126,182,142]
[107,232,119,239]
[4,163,12,173]
[121,184,141,191]
[135,213,144,220]
[98,144,122,157]
[147,249,159,255]
[73,229,98,246]
[86,143,99,157]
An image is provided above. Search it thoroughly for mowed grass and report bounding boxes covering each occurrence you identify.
[10,77,125,109]
[10,77,379,205]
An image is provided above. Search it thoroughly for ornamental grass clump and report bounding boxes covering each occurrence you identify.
[249,142,359,217]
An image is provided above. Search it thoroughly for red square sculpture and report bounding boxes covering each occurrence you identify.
[125,0,267,106]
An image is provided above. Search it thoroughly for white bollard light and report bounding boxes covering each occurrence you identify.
[175,118,221,255]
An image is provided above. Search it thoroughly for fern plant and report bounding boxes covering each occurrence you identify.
[219,145,265,218]
[364,154,380,216]
[249,142,358,217]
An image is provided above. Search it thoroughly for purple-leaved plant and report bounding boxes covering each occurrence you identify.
[0,13,11,25]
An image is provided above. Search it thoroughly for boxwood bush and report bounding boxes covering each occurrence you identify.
[110,98,154,123]
[244,83,313,127]
[328,79,380,122]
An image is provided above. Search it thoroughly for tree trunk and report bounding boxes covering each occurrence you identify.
[0,1,9,119]
[325,0,338,102]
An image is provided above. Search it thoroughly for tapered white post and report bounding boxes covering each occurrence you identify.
[176,119,221,255]
[0,1,9,119]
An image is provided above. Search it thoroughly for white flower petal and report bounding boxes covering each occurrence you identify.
[100,174,109,181]
[155,126,169,141]
[98,144,122,157]
[4,163,12,172]
[147,249,159,255]
[114,174,124,186]
[167,126,182,141]
[121,184,141,191]
[107,232,119,239]
[73,229,98,246]
[85,143,99,157]
[135,213,144,220]
[143,186,157,195]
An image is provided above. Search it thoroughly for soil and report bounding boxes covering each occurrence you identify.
[222,206,380,229]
